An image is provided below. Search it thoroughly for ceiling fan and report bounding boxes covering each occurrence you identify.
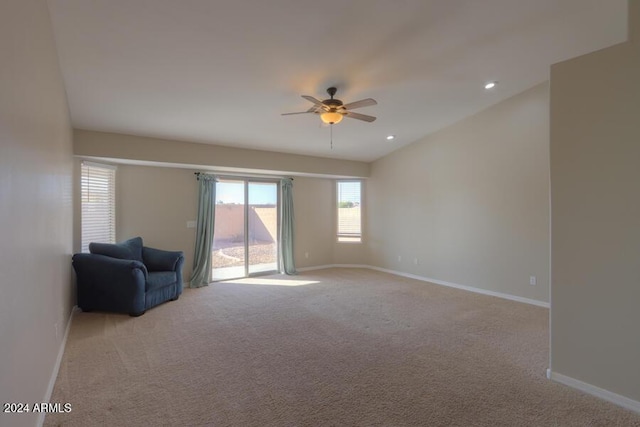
[282,87,377,125]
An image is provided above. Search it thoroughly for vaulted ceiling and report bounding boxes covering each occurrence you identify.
[47,0,628,162]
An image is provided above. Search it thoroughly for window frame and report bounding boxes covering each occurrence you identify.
[336,180,363,244]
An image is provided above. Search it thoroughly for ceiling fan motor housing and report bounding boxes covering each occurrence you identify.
[323,100,343,109]
[323,87,343,108]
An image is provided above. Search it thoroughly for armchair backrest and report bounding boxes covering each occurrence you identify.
[89,237,143,262]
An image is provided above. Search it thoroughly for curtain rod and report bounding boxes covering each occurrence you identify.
[194,172,292,181]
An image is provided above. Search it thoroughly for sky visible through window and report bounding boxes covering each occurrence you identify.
[216,181,277,205]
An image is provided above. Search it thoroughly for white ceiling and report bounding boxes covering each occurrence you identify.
[47,0,628,162]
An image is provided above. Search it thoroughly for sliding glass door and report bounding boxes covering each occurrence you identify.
[212,179,279,281]
[248,182,278,275]
[212,179,246,281]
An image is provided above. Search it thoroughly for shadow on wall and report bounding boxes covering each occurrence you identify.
[214,204,276,243]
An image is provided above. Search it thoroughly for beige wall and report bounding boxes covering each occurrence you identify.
[291,177,368,268]
[550,34,640,400]
[0,1,74,426]
[116,165,198,281]
[112,169,339,275]
[367,83,551,303]
[74,129,370,178]
[293,177,335,268]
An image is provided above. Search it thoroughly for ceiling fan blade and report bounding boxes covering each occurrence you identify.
[281,111,313,116]
[344,111,377,122]
[302,95,324,106]
[342,98,377,110]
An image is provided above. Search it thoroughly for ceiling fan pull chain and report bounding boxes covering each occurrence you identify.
[330,124,333,150]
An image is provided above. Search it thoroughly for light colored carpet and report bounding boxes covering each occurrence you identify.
[46,268,640,426]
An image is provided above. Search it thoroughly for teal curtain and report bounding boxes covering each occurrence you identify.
[279,178,296,275]
[190,174,217,288]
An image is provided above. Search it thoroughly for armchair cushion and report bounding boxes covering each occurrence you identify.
[89,237,143,262]
[147,271,178,292]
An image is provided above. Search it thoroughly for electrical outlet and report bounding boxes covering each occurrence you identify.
[413,258,419,265]
[186,220,197,229]
[397,255,402,262]
[529,276,537,286]
[304,252,309,259]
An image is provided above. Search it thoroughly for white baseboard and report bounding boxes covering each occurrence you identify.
[297,264,549,308]
[297,264,369,272]
[549,371,640,414]
[297,264,339,272]
[38,306,77,427]
[368,266,550,308]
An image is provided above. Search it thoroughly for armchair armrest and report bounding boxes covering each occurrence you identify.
[73,253,148,279]
[142,246,184,272]
[72,253,147,314]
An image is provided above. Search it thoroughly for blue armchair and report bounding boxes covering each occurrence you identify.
[72,237,184,316]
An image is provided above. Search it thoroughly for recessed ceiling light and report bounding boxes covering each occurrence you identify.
[484,81,497,90]
[386,135,395,140]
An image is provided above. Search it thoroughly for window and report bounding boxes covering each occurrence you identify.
[81,162,116,252]
[337,181,362,242]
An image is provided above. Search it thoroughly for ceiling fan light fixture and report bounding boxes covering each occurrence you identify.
[320,111,343,124]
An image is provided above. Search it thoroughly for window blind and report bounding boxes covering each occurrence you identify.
[337,181,361,242]
[81,162,116,252]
